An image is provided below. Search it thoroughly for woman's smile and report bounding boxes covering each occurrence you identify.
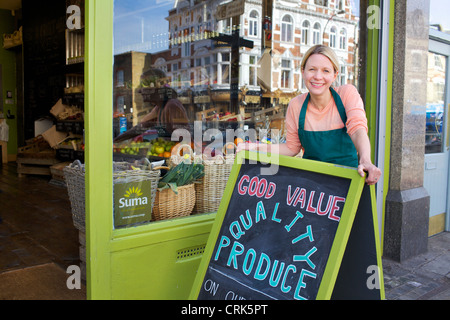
[302,53,338,98]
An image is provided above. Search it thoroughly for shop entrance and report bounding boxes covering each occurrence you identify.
[425,33,450,235]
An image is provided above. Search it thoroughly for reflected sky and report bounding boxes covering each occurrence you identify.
[113,0,361,55]
[114,0,175,54]
[430,0,450,31]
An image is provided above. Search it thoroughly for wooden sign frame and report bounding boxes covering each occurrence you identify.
[190,151,384,300]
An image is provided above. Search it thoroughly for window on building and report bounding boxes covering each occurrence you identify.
[220,52,230,85]
[339,65,347,86]
[281,59,291,89]
[172,73,181,88]
[249,10,259,37]
[116,95,125,113]
[314,0,329,6]
[249,55,258,86]
[329,26,337,48]
[222,18,232,34]
[197,16,203,34]
[313,22,321,45]
[116,70,124,87]
[339,28,347,49]
[182,41,190,57]
[301,20,310,45]
[155,58,167,73]
[281,15,293,42]
[435,54,445,70]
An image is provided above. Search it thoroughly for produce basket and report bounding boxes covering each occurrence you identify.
[170,143,236,214]
[152,183,196,221]
[151,162,203,221]
[195,142,236,214]
[63,159,160,232]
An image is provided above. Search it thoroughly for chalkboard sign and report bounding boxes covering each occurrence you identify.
[190,151,384,300]
[331,184,384,300]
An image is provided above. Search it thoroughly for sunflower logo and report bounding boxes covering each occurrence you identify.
[124,186,143,198]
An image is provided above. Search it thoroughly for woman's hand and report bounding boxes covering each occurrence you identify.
[350,128,381,185]
[358,160,382,185]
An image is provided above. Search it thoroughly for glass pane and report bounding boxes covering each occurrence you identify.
[111,0,362,226]
[426,52,446,154]
[430,0,450,32]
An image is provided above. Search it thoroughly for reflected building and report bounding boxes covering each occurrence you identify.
[113,0,358,130]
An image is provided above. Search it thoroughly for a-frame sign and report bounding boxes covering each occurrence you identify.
[190,151,384,300]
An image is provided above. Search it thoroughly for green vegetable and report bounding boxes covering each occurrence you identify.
[158,162,204,194]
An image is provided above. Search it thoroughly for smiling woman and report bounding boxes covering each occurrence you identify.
[239,44,381,185]
[300,47,339,109]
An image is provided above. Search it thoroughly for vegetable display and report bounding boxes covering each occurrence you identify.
[158,162,204,194]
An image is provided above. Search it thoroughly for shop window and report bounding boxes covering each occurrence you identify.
[426,52,446,154]
[110,0,366,225]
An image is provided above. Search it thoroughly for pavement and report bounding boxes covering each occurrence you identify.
[382,231,450,300]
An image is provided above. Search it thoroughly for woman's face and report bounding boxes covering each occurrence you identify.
[302,53,338,98]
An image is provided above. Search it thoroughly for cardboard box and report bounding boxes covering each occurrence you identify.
[35,118,54,137]
[41,125,69,148]
[50,99,66,119]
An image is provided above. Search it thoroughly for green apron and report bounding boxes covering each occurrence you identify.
[298,87,358,168]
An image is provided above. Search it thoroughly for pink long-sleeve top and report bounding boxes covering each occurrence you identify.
[285,84,368,154]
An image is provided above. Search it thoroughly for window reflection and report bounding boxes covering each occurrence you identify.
[426,52,446,154]
[111,0,361,225]
[112,0,359,156]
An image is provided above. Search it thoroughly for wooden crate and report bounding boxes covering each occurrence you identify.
[50,161,72,182]
[17,140,60,177]
[17,155,61,177]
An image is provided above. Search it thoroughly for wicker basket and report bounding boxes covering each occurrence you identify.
[63,160,160,232]
[194,143,235,214]
[170,143,235,214]
[152,183,196,221]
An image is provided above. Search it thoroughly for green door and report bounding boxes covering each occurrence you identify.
[84,0,215,299]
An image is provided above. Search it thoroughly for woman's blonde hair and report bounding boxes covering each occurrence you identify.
[300,45,340,74]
